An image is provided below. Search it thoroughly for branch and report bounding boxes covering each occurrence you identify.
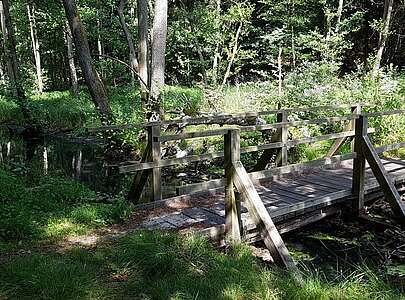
[93,53,149,93]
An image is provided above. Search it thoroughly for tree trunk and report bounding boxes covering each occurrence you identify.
[277,47,283,100]
[65,22,79,96]
[212,0,221,85]
[372,0,394,76]
[62,0,112,123]
[27,3,43,93]
[221,22,242,87]
[117,0,139,82]
[0,0,25,102]
[149,0,168,119]
[137,0,149,110]
[335,0,344,32]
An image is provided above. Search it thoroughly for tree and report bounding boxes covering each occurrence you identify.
[0,0,25,101]
[117,0,139,82]
[64,22,79,96]
[137,0,149,109]
[149,0,168,119]
[62,0,112,123]
[27,3,44,93]
[373,0,394,76]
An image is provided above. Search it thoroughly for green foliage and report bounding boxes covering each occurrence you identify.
[1,231,404,299]
[0,167,132,243]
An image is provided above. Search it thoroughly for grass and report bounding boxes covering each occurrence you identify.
[1,231,404,300]
[0,167,133,251]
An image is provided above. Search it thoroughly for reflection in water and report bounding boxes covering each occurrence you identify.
[0,127,129,196]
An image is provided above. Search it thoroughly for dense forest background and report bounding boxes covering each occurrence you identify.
[0,0,403,130]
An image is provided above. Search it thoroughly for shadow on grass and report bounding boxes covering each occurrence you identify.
[1,230,405,300]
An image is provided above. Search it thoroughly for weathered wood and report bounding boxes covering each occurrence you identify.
[224,129,241,242]
[175,153,356,195]
[375,142,405,154]
[361,134,405,221]
[352,115,367,215]
[326,104,361,157]
[159,128,229,142]
[87,104,356,132]
[151,125,162,201]
[232,161,299,272]
[119,150,225,173]
[364,109,405,118]
[280,111,288,166]
[127,144,151,203]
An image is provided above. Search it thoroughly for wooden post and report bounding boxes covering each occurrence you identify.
[279,111,288,166]
[150,125,162,201]
[350,104,361,151]
[224,128,241,242]
[352,114,367,215]
[127,143,151,203]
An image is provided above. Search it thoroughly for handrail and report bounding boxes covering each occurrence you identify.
[87,104,356,132]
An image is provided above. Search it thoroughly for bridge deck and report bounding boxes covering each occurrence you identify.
[134,158,405,241]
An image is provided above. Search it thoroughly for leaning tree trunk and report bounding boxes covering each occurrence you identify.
[372,0,394,76]
[149,0,168,120]
[117,0,139,82]
[65,22,79,96]
[27,3,43,93]
[0,0,27,116]
[137,0,149,110]
[62,0,112,123]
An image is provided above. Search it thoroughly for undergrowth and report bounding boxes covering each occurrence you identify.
[0,167,132,250]
[0,231,403,300]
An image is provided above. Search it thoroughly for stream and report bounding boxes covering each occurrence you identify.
[0,126,130,196]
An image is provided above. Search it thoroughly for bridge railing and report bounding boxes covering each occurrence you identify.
[115,104,372,203]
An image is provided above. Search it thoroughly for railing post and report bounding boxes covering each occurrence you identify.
[224,128,241,242]
[148,125,162,201]
[351,104,361,151]
[278,111,288,166]
[352,114,367,215]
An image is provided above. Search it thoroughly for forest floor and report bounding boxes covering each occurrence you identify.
[1,162,405,299]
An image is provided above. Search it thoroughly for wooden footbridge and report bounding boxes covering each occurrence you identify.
[92,104,405,271]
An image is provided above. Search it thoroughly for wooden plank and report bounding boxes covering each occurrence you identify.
[232,161,299,272]
[293,178,342,193]
[240,115,358,133]
[175,153,356,196]
[240,141,284,154]
[87,104,356,132]
[119,150,225,173]
[127,144,152,203]
[326,105,360,157]
[224,129,241,242]
[159,128,229,142]
[352,115,367,214]
[375,142,405,154]
[151,125,162,201]
[280,112,288,166]
[361,135,405,220]
[364,109,405,118]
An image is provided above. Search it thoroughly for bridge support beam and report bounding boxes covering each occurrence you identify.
[224,129,242,242]
[352,115,405,222]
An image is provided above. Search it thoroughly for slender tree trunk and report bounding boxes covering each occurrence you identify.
[117,0,139,83]
[212,0,221,85]
[27,3,43,93]
[373,0,394,76]
[221,22,242,87]
[290,0,296,67]
[62,0,112,123]
[137,0,149,110]
[65,23,79,96]
[335,0,344,32]
[0,0,25,102]
[277,47,283,100]
[149,0,168,119]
